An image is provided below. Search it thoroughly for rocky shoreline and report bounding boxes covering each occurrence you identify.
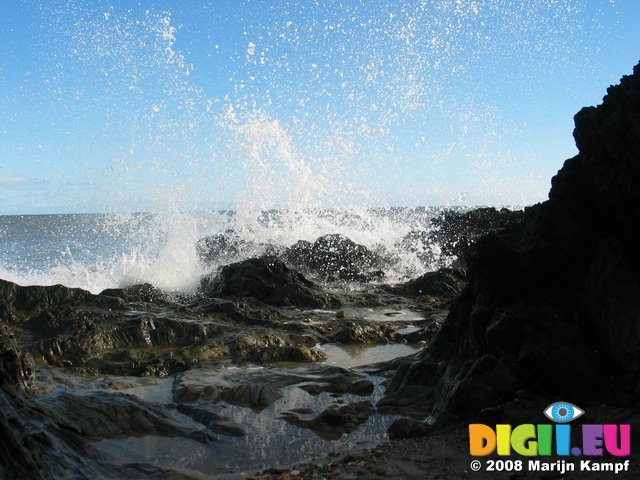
[0,207,520,479]
[3,63,640,479]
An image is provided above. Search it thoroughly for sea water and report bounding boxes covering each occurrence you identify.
[2,1,588,295]
[0,206,452,294]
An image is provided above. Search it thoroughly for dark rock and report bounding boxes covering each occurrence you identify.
[1,322,78,478]
[329,322,396,344]
[0,262,412,476]
[251,345,328,363]
[176,370,308,414]
[98,287,133,300]
[381,63,640,419]
[29,310,225,371]
[39,390,217,443]
[381,268,466,300]
[387,418,431,439]
[12,284,307,376]
[2,320,191,479]
[172,365,376,419]
[199,256,341,308]
[6,276,403,377]
[0,386,119,480]
[221,382,283,409]
[0,323,40,477]
[283,234,385,282]
[0,388,39,480]
[196,229,252,266]
[296,368,375,397]
[348,379,376,396]
[0,279,91,324]
[437,355,521,419]
[173,383,222,404]
[264,282,339,309]
[427,207,525,269]
[395,318,444,344]
[99,284,171,303]
[395,207,524,273]
[190,297,285,325]
[281,401,376,439]
[0,323,36,393]
[176,402,246,436]
[121,283,168,302]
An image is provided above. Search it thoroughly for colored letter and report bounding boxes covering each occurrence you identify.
[511,424,537,456]
[496,424,512,455]
[555,424,571,455]
[582,425,604,456]
[537,424,552,455]
[604,425,631,456]
[469,424,496,456]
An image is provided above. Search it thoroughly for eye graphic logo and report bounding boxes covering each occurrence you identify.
[543,402,584,423]
[470,401,630,458]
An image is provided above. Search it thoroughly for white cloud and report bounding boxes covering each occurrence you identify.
[0,174,33,188]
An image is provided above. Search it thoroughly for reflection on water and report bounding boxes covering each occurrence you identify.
[94,342,419,475]
[96,381,400,475]
[320,343,420,368]
[96,417,394,475]
[337,306,425,323]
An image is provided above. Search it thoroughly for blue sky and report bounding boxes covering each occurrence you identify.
[1,0,639,214]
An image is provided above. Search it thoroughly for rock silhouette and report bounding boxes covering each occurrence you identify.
[382,62,640,420]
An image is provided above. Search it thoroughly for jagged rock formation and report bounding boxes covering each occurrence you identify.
[196,232,388,283]
[199,256,342,308]
[279,401,377,440]
[0,277,412,378]
[397,207,525,271]
[382,63,640,420]
[428,207,525,269]
[283,234,386,282]
[380,268,466,301]
[1,322,154,479]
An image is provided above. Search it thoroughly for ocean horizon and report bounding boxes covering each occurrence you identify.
[1,205,506,294]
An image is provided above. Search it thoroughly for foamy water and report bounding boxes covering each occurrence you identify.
[0,206,453,294]
[4,2,578,293]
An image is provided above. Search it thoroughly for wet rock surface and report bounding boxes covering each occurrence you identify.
[380,267,466,301]
[0,323,36,393]
[282,234,386,282]
[197,232,388,284]
[0,265,450,478]
[279,400,377,439]
[427,207,526,269]
[1,322,188,479]
[40,389,218,443]
[8,279,437,378]
[199,256,341,308]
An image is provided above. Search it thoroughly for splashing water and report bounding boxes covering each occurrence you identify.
[1,0,621,292]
